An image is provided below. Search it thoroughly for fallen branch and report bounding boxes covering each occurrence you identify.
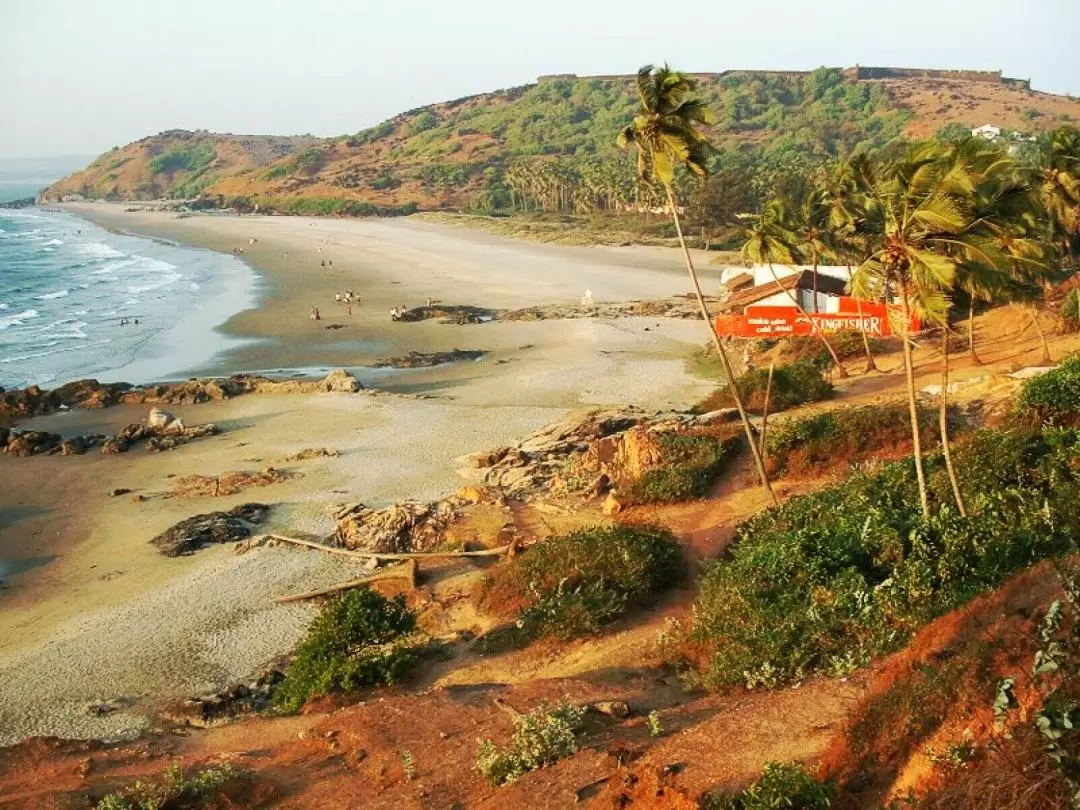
[265,533,520,561]
[276,560,418,603]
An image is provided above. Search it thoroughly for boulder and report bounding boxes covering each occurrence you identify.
[322,369,362,393]
[60,436,89,456]
[146,407,175,429]
[5,429,62,457]
[150,503,271,556]
[334,499,461,553]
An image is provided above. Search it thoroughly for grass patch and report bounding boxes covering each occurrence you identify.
[476,701,587,785]
[273,587,423,713]
[774,330,884,369]
[148,144,215,176]
[686,427,1080,690]
[1016,353,1080,426]
[480,525,683,641]
[694,359,833,414]
[97,762,244,810]
[764,401,939,476]
[702,762,833,810]
[625,432,739,504]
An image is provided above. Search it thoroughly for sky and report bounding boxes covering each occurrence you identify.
[1,0,1078,158]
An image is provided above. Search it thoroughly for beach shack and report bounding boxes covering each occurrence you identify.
[712,264,916,339]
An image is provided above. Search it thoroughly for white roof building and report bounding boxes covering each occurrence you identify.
[971,124,1003,141]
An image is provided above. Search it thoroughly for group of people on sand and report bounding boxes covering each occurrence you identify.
[335,290,360,316]
[390,304,410,321]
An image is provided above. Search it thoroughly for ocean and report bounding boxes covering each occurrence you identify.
[0,203,259,390]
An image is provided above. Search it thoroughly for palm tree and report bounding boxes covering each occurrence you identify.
[788,182,832,313]
[853,142,974,519]
[1035,126,1080,269]
[741,199,848,375]
[824,157,880,373]
[618,64,777,506]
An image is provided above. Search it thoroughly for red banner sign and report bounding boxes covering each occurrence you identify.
[715,300,915,338]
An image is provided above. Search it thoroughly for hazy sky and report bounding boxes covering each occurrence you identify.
[1,0,1077,158]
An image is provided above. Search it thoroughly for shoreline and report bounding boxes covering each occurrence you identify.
[0,207,261,391]
[61,204,717,395]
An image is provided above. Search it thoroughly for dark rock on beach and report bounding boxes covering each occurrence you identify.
[0,370,362,422]
[4,429,63,457]
[371,349,487,369]
[150,503,271,557]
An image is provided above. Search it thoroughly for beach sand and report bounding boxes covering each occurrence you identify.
[0,206,719,744]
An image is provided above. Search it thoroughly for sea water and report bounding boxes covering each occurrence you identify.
[0,207,259,389]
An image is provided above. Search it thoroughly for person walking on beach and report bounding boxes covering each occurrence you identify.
[310,307,317,320]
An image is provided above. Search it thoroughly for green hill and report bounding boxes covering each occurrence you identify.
[44,67,1080,217]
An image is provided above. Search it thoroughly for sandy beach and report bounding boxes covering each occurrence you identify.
[0,206,718,744]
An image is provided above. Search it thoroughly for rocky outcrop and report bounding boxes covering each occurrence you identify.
[150,503,271,557]
[332,496,473,554]
[395,305,497,324]
[371,349,486,369]
[500,298,703,322]
[162,665,286,728]
[100,421,218,455]
[0,370,362,422]
[4,429,63,457]
[168,468,295,498]
[462,407,733,499]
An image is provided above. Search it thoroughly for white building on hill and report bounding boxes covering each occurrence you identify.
[971,124,1003,141]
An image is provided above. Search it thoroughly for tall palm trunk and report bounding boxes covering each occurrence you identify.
[900,289,930,520]
[967,298,982,365]
[939,326,966,517]
[848,265,878,373]
[1029,305,1052,364]
[667,186,777,506]
[811,251,820,314]
[764,262,848,377]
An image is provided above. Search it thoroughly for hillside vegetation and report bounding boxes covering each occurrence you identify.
[45,68,1080,216]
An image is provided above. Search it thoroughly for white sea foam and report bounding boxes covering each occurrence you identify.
[35,289,69,300]
[0,309,39,330]
[77,242,124,260]
[0,339,111,365]
[43,238,64,246]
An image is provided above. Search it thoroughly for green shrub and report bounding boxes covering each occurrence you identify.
[1062,289,1080,333]
[482,525,683,640]
[626,433,738,503]
[97,763,242,809]
[765,402,938,475]
[782,330,883,369]
[148,144,215,176]
[696,359,833,413]
[689,428,1080,690]
[703,762,833,810]
[1016,353,1080,425]
[409,110,438,134]
[293,147,326,174]
[476,701,587,785]
[273,587,421,712]
[262,164,289,180]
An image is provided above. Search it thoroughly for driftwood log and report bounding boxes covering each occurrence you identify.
[276,560,418,603]
[263,533,521,561]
